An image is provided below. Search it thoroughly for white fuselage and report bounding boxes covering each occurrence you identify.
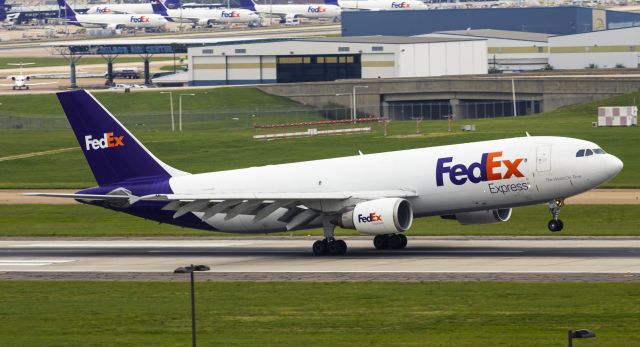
[87,3,153,14]
[254,3,341,19]
[165,7,259,24]
[70,13,167,29]
[339,0,428,10]
[166,136,622,233]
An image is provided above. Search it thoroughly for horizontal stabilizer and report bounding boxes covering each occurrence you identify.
[22,193,130,201]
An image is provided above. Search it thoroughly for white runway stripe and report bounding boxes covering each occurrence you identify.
[0,260,74,266]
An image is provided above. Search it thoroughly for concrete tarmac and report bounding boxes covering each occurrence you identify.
[1,237,639,282]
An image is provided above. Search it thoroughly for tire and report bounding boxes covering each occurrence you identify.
[334,240,347,255]
[389,234,403,249]
[548,219,564,232]
[398,234,408,249]
[373,235,389,250]
[312,240,328,255]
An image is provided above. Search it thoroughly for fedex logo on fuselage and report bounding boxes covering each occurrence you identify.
[85,132,125,151]
[436,151,524,187]
[130,15,150,22]
[221,11,240,17]
[391,2,410,8]
[95,7,112,13]
[358,213,382,224]
[308,5,326,12]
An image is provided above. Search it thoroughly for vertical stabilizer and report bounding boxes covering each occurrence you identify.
[56,0,77,20]
[238,0,257,12]
[151,0,169,17]
[57,90,187,187]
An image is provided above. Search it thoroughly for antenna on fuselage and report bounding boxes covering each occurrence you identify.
[525,131,531,137]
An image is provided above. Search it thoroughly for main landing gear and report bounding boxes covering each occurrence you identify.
[312,218,347,256]
[373,234,407,250]
[547,198,565,232]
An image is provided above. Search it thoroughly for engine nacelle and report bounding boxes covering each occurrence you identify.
[445,208,512,225]
[339,198,413,235]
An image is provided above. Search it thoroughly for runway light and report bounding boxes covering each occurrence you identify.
[568,329,596,347]
[174,264,209,347]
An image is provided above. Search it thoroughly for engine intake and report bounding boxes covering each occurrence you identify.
[339,198,413,235]
[444,208,512,225]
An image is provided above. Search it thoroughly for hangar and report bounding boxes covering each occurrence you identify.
[178,36,487,86]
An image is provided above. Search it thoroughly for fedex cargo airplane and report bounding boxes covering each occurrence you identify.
[57,0,167,30]
[339,0,428,10]
[238,0,341,22]
[150,0,259,27]
[87,0,180,14]
[28,90,623,255]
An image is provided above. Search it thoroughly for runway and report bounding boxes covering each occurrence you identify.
[1,237,639,282]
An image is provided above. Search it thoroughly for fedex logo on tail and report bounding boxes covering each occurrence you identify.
[436,151,524,187]
[391,2,410,8]
[85,132,124,151]
[308,5,326,12]
[358,213,382,224]
[130,15,150,22]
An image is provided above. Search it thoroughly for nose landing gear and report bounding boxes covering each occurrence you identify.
[547,198,565,232]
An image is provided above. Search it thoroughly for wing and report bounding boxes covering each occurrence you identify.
[25,189,418,230]
[26,81,58,86]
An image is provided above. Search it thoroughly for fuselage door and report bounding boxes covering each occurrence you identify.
[536,145,551,172]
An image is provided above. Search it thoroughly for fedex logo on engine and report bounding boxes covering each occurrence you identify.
[130,16,150,23]
[84,133,124,151]
[436,151,524,187]
[391,2,410,8]
[358,213,382,224]
[221,11,240,17]
[308,5,326,12]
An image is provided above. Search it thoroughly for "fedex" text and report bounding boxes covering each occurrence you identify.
[436,151,524,187]
[85,132,124,151]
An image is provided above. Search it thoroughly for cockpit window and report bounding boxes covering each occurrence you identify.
[585,149,594,156]
[576,149,585,157]
[593,148,606,154]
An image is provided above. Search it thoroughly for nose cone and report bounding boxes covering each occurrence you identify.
[606,154,624,179]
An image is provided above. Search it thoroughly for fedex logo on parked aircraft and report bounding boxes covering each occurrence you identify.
[130,15,150,22]
[436,151,524,187]
[391,2,410,8]
[95,7,112,13]
[221,10,240,17]
[358,213,382,224]
[85,132,125,151]
[308,5,326,12]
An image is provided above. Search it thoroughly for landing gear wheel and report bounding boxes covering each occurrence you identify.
[312,240,328,255]
[328,239,347,255]
[389,234,404,249]
[398,234,408,249]
[548,219,564,232]
[373,235,389,250]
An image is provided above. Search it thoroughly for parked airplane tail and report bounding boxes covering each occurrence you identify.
[56,0,77,19]
[164,0,181,9]
[0,0,7,22]
[151,0,169,17]
[323,0,339,6]
[238,0,257,12]
[56,90,187,187]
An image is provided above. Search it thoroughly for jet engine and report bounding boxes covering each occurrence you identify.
[443,208,512,225]
[339,198,413,235]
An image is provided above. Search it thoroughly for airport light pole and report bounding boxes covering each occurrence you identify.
[174,264,210,347]
[352,85,368,123]
[335,93,353,121]
[160,91,175,132]
[179,93,195,132]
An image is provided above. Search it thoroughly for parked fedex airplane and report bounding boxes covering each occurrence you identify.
[28,90,623,255]
[238,0,341,23]
[87,0,181,14]
[339,0,428,10]
[150,0,259,27]
[1,63,57,90]
[57,0,167,30]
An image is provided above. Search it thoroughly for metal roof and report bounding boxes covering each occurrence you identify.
[434,29,552,42]
[298,35,482,44]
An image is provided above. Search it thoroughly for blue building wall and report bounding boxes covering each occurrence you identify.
[341,7,640,36]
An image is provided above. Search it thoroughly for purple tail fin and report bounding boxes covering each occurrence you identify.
[151,0,169,16]
[0,0,7,21]
[164,0,181,9]
[238,0,256,12]
[56,0,77,20]
[57,90,186,187]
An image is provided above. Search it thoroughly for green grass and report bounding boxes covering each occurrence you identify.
[1,204,638,237]
[0,88,638,188]
[0,281,638,346]
[0,56,174,70]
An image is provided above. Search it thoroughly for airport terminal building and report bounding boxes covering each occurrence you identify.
[170,36,487,86]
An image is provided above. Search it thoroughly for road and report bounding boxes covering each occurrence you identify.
[0,237,639,282]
